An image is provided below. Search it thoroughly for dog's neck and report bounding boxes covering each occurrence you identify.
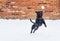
[36,18,43,19]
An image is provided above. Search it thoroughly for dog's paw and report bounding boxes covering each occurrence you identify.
[45,25,47,28]
[45,26,47,28]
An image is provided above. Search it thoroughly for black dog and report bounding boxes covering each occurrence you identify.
[30,11,47,33]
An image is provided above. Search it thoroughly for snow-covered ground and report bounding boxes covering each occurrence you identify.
[0,19,60,41]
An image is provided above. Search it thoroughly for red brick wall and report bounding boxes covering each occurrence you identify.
[0,0,60,19]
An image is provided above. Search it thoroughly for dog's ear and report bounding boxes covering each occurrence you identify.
[35,11,38,13]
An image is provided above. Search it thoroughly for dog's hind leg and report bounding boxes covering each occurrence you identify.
[33,26,39,33]
[30,25,35,33]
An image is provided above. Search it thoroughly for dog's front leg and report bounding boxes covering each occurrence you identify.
[42,19,47,27]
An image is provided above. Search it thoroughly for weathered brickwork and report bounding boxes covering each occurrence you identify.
[0,0,60,19]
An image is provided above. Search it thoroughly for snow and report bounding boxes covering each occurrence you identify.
[0,19,60,41]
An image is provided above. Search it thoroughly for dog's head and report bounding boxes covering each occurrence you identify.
[35,11,43,18]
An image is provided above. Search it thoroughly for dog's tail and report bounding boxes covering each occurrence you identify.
[30,19,35,23]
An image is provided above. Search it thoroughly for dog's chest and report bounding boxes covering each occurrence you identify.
[36,19,43,23]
